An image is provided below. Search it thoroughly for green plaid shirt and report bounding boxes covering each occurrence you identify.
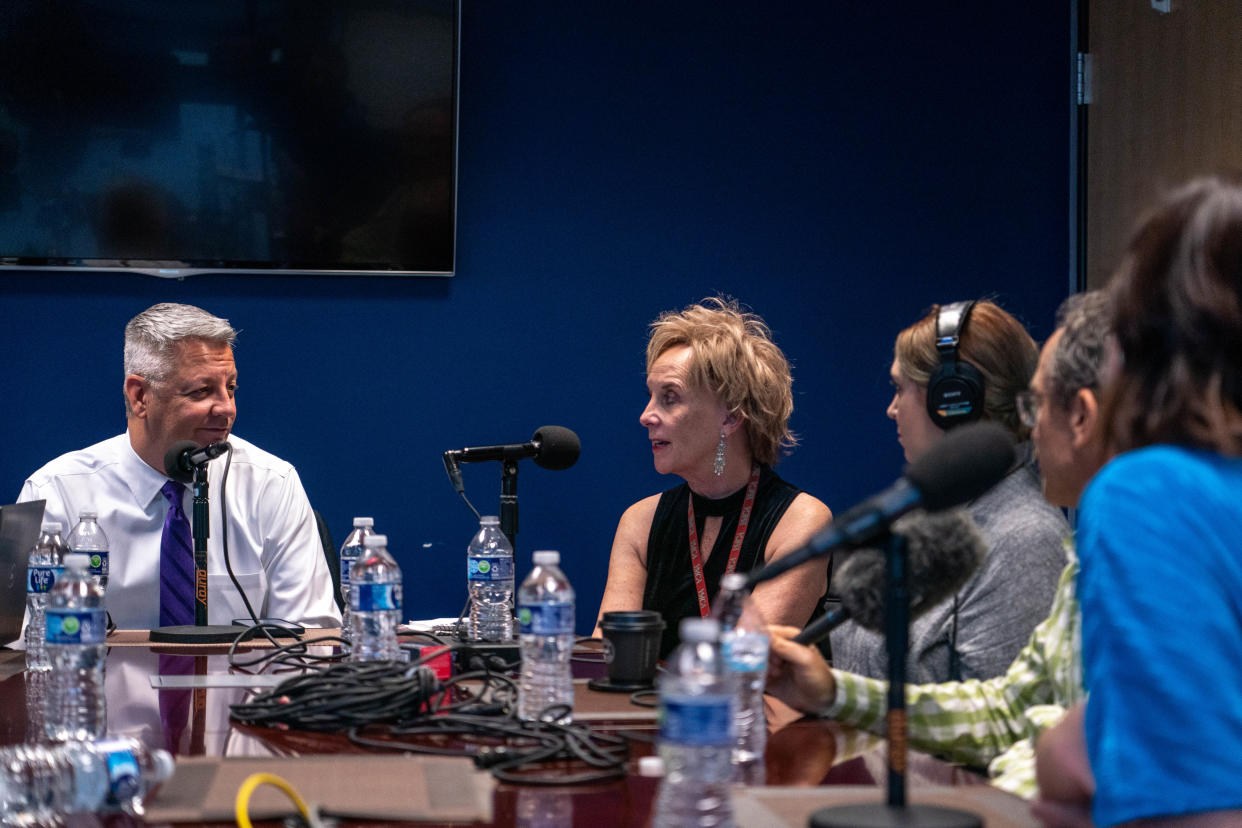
[820,540,1082,799]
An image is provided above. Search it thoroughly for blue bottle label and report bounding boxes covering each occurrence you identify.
[86,550,109,578]
[26,565,64,594]
[45,608,107,644]
[659,694,735,746]
[352,583,401,612]
[517,600,573,635]
[97,739,141,805]
[468,555,513,582]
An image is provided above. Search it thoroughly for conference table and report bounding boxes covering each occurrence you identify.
[0,630,1038,827]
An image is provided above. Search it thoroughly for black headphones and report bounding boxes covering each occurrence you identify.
[925,300,985,430]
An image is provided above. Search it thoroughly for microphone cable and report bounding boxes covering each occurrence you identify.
[229,648,630,784]
[216,444,339,660]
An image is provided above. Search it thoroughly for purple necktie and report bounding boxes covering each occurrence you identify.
[159,480,196,626]
[157,654,194,754]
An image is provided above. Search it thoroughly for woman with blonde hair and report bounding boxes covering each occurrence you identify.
[594,297,832,657]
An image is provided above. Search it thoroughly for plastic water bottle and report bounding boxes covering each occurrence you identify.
[65,511,109,590]
[25,522,67,671]
[467,516,514,641]
[516,550,575,722]
[713,573,770,784]
[349,534,405,661]
[0,737,174,822]
[653,618,737,828]
[45,554,107,742]
[339,516,376,642]
[25,667,50,744]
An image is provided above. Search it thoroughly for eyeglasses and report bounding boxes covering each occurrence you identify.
[1015,390,1042,428]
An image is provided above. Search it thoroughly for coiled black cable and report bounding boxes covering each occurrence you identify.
[229,656,630,784]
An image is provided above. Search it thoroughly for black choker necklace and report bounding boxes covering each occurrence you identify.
[690,478,754,517]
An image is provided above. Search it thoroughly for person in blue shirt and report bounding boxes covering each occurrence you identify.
[1034,173,1242,827]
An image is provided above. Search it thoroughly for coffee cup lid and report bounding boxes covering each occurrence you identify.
[599,610,665,631]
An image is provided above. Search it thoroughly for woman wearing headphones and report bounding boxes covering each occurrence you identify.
[829,300,1070,683]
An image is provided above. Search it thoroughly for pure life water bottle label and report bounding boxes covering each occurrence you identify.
[351,583,402,612]
[517,601,573,635]
[45,609,107,644]
[468,556,514,581]
[27,565,64,594]
[659,694,735,746]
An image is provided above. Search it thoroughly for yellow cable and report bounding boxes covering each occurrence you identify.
[234,771,314,828]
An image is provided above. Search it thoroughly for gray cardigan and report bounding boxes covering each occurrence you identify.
[828,442,1069,684]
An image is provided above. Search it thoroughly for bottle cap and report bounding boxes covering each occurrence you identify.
[42,521,63,534]
[151,749,176,782]
[364,534,388,548]
[532,550,560,565]
[638,756,664,777]
[353,517,374,527]
[720,573,747,592]
[480,515,500,526]
[64,553,90,570]
[79,511,98,520]
[679,618,720,641]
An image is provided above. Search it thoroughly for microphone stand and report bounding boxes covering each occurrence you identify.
[500,458,519,551]
[150,460,244,644]
[810,532,981,828]
[192,464,210,625]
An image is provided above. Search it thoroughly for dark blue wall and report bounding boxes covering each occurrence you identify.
[0,2,1070,632]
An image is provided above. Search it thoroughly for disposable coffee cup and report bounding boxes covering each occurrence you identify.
[591,610,665,692]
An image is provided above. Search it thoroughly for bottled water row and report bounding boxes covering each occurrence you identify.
[25,518,111,742]
[25,513,108,671]
[342,514,576,724]
[14,513,171,825]
[652,575,772,828]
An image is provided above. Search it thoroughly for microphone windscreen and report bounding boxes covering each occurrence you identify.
[163,440,199,483]
[831,510,986,632]
[905,422,1015,512]
[532,425,581,470]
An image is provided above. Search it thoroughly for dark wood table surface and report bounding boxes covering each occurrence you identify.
[0,635,1031,827]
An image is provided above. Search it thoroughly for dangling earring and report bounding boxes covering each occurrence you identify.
[713,431,727,477]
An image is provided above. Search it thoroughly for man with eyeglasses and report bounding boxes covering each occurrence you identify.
[765,290,1111,800]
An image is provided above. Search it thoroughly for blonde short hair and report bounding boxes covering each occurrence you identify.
[894,300,1038,440]
[646,297,796,465]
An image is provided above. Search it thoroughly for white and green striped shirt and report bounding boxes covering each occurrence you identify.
[820,541,1082,800]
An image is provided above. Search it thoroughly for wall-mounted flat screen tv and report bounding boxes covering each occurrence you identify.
[0,0,458,278]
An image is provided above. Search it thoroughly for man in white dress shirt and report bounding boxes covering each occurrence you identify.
[18,302,340,631]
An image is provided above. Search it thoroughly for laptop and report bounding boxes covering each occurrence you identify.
[0,500,46,646]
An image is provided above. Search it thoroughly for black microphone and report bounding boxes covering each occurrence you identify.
[791,510,986,645]
[445,425,581,472]
[745,421,1013,588]
[163,440,231,484]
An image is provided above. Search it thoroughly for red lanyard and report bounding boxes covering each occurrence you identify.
[687,464,760,617]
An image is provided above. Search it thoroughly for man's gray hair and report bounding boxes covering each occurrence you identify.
[124,304,236,412]
[1049,290,1111,406]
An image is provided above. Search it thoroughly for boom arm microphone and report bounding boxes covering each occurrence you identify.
[444,425,581,471]
[164,440,232,483]
[791,510,986,645]
[746,421,1013,589]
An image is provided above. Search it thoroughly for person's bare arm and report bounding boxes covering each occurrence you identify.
[748,493,832,630]
[592,495,659,637]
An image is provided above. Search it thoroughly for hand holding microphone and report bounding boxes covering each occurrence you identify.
[766,510,987,715]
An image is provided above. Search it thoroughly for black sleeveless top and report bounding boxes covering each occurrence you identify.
[641,465,824,658]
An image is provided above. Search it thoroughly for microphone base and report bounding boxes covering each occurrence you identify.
[810,804,981,828]
[149,624,246,644]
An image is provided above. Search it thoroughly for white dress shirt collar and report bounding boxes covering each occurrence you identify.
[121,429,176,510]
